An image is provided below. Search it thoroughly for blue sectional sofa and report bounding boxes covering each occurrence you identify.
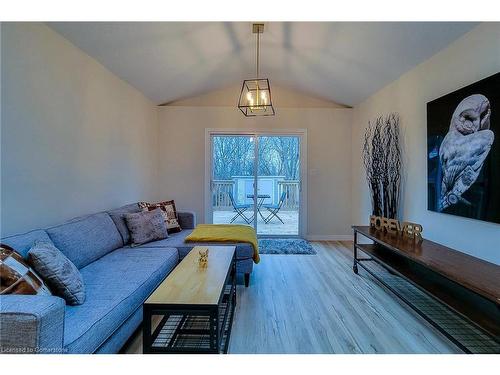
[0,203,254,354]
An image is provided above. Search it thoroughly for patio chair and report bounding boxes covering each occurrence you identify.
[228,191,253,224]
[262,192,287,224]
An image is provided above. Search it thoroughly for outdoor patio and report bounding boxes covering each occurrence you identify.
[213,210,299,235]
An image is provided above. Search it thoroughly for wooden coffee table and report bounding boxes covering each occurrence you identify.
[143,246,236,354]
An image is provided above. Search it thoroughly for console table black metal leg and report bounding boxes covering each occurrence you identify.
[353,231,359,274]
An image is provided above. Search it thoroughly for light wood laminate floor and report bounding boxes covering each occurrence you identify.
[123,241,460,354]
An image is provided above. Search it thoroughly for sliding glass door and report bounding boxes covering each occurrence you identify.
[210,133,302,237]
[256,135,300,236]
[211,135,257,230]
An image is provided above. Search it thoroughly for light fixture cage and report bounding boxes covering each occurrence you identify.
[238,78,275,117]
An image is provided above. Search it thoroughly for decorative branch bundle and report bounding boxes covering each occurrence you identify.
[362,113,402,219]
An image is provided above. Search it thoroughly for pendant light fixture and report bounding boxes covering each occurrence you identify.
[238,23,275,117]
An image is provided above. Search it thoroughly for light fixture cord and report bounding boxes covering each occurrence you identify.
[256,31,260,78]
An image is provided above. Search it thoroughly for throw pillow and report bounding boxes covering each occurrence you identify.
[125,208,169,246]
[138,200,182,233]
[28,240,86,305]
[0,244,52,296]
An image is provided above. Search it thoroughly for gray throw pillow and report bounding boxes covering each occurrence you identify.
[28,240,85,305]
[125,208,168,246]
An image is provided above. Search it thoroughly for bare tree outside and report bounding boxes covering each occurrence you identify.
[259,136,300,179]
[213,136,254,179]
[212,136,299,180]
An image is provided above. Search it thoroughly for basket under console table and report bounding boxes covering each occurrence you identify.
[352,226,500,354]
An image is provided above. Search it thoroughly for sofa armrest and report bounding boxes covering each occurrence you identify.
[0,295,66,354]
[178,211,196,230]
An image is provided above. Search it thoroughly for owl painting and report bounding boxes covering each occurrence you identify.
[427,73,500,224]
[439,94,494,210]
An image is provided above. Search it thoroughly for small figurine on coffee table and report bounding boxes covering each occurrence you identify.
[198,248,209,267]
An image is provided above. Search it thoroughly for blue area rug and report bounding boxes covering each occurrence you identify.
[258,238,316,255]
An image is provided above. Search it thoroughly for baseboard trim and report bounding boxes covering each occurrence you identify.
[306,235,353,241]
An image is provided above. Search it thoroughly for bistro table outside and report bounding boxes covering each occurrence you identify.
[246,194,271,221]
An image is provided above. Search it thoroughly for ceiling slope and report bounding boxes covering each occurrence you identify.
[48,22,477,106]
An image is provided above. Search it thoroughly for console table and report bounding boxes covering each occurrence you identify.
[352,226,500,353]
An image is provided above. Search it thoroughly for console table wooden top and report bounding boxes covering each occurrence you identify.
[352,226,500,305]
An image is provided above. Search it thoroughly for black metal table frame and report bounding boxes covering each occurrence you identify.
[246,194,271,222]
[143,253,236,354]
[352,229,498,354]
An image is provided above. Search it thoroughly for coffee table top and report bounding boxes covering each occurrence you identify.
[145,246,235,306]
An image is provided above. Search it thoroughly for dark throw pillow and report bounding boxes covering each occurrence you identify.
[138,200,182,233]
[125,208,169,246]
[0,244,52,296]
[28,240,86,305]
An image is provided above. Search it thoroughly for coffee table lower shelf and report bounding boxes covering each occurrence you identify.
[144,284,236,354]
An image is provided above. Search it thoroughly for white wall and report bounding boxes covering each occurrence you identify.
[157,106,353,238]
[1,23,160,235]
[351,23,500,264]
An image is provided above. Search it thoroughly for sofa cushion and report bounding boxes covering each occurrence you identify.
[28,241,85,305]
[1,230,53,259]
[46,213,122,269]
[138,229,191,249]
[138,200,182,233]
[177,211,196,230]
[107,203,141,245]
[0,244,52,296]
[138,229,254,260]
[63,246,179,353]
[125,208,169,246]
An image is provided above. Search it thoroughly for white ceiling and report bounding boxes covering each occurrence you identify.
[48,22,477,106]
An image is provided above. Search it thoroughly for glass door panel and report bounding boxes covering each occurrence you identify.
[211,135,257,228]
[210,133,301,237]
[257,135,300,236]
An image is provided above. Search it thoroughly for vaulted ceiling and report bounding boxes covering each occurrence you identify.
[48,22,477,106]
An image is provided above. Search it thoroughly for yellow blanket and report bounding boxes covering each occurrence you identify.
[185,224,260,263]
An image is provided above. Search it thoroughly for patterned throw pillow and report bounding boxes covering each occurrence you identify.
[0,244,51,296]
[138,200,182,233]
[28,240,86,305]
[125,208,169,246]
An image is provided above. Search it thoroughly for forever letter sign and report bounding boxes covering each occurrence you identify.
[369,215,423,240]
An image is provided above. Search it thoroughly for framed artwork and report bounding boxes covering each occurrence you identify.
[427,72,499,224]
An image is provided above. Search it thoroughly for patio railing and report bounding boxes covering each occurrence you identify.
[278,180,300,209]
[212,180,235,210]
[213,179,300,210]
